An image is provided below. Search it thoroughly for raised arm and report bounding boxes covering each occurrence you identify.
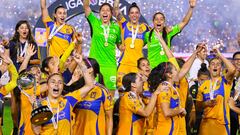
[19,44,37,73]
[83,0,92,17]
[136,84,162,117]
[178,45,206,80]
[113,0,124,21]
[214,47,236,82]
[73,54,94,97]
[178,0,196,30]
[1,55,18,93]
[157,32,174,59]
[40,0,49,21]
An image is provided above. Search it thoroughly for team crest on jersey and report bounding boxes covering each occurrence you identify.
[65,28,71,34]
[139,27,143,33]
[90,92,97,98]
[128,92,136,99]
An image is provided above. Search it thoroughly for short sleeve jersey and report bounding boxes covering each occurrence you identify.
[43,16,74,57]
[145,25,180,68]
[73,84,113,135]
[117,91,145,135]
[87,12,121,67]
[118,17,149,66]
[196,76,232,125]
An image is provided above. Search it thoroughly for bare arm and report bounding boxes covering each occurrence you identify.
[161,102,184,117]
[158,32,174,59]
[105,109,113,135]
[113,0,124,21]
[83,0,92,17]
[40,0,49,21]
[215,48,236,82]
[178,0,196,30]
[136,93,158,117]
[136,85,163,117]
[73,53,94,97]
[229,97,240,114]
[178,45,206,80]
[19,44,37,73]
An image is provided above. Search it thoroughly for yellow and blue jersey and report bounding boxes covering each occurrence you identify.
[155,84,180,135]
[73,83,113,135]
[39,90,82,134]
[43,16,75,57]
[197,76,232,135]
[118,17,149,67]
[117,91,145,135]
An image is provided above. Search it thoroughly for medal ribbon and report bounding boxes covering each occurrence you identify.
[48,23,65,40]
[101,24,110,45]
[47,97,59,130]
[131,24,139,47]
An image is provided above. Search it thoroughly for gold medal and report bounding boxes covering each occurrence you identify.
[160,50,165,55]
[104,42,108,47]
[160,51,164,55]
[130,43,135,49]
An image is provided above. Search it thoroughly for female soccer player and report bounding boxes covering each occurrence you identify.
[83,0,122,96]
[114,1,150,88]
[137,58,155,134]
[73,58,112,135]
[196,48,236,135]
[8,20,40,70]
[40,0,77,57]
[117,72,161,135]
[148,32,204,135]
[145,0,196,68]
[32,54,94,134]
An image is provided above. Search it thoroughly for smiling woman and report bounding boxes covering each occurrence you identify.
[40,0,76,57]
[83,0,122,96]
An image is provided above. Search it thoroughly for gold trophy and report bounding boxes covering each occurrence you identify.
[17,72,52,125]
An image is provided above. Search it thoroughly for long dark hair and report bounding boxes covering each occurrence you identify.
[137,57,149,69]
[83,58,104,85]
[148,12,168,44]
[53,5,66,22]
[128,2,140,14]
[12,20,35,43]
[197,63,210,78]
[148,62,173,92]
[10,20,35,60]
[122,73,137,92]
[41,56,53,75]
[100,3,113,14]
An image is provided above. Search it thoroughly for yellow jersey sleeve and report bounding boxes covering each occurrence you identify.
[59,42,75,72]
[103,89,114,111]
[168,57,180,71]
[118,16,127,29]
[0,87,8,98]
[43,15,54,28]
[159,90,171,103]
[126,94,142,114]
[196,83,205,102]
[65,90,82,107]
[4,63,18,93]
